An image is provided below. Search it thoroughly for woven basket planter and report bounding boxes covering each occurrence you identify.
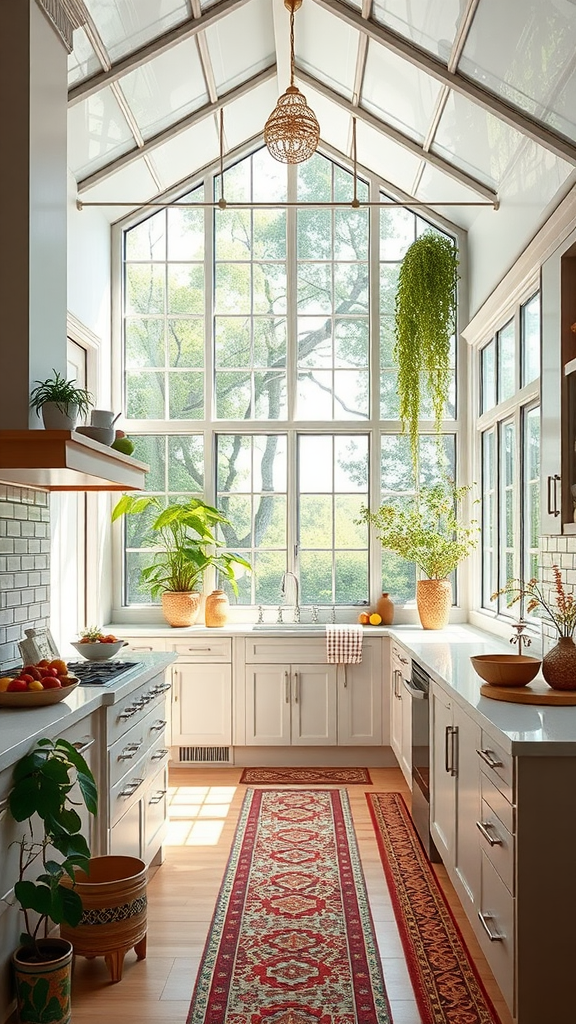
[161,590,201,627]
[416,579,452,630]
[60,856,147,983]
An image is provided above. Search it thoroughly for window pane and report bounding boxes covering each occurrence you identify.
[523,406,540,596]
[481,340,495,413]
[499,419,516,600]
[481,429,496,610]
[522,293,540,386]
[498,320,515,403]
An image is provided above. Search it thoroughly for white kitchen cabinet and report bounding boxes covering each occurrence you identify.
[430,681,481,914]
[337,639,382,746]
[171,662,232,746]
[245,664,337,746]
[389,640,412,787]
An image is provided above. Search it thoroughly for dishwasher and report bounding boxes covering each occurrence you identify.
[406,660,439,862]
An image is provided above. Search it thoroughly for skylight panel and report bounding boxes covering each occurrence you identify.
[83,0,191,63]
[119,39,209,140]
[362,40,443,144]
[371,0,462,62]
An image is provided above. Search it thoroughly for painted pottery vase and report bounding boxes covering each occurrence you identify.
[161,591,201,627]
[416,578,452,630]
[542,636,576,690]
[376,592,394,625]
[12,938,73,1024]
[205,589,230,627]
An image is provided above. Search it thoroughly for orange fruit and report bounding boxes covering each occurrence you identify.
[0,677,13,692]
[357,612,370,624]
[369,612,382,625]
[49,659,68,675]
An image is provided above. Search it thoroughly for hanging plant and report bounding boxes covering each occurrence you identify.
[393,231,459,468]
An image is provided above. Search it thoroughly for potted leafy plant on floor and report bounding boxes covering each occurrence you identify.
[29,370,93,430]
[112,495,252,626]
[360,482,479,629]
[9,737,98,1024]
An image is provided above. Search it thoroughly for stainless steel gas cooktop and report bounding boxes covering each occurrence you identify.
[66,660,139,686]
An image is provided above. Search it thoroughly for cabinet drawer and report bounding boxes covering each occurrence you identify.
[144,763,168,861]
[476,733,513,801]
[245,638,326,663]
[110,754,147,827]
[480,770,514,835]
[169,637,231,661]
[122,637,166,652]
[478,797,514,895]
[108,707,168,789]
[107,676,171,747]
[478,852,515,1013]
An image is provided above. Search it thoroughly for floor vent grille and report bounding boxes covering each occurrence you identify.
[178,746,231,763]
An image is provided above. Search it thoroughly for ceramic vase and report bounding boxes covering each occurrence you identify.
[60,855,147,983]
[205,589,230,627]
[376,592,394,625]
[40,402,79,430]
[542,636,576,690]
[416,578,452,630]
[12,938,73,1024]
[161,591,201,627]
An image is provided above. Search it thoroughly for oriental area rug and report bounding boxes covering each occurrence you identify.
[368,792,502,1024]
[238,767,372,785]
[187,788,391,1024]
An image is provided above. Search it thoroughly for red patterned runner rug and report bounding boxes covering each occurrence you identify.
[239,767,372,785]
[187,788,391,1024]
[367,792,502,1024]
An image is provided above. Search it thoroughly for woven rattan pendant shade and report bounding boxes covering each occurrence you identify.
[264,0,319,164]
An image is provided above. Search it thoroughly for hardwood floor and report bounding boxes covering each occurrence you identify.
[61,767,513,1024]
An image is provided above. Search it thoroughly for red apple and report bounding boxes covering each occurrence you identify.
[7,679,29,692]
[41,677,62,689]
[22,665,42,681]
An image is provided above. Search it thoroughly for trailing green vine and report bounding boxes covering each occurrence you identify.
[393,232,459,469]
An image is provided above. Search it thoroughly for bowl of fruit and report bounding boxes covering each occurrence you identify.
[0,659,79,706]
[71,628,127,661]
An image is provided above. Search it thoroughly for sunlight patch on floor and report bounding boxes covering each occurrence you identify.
[165,784,236,846]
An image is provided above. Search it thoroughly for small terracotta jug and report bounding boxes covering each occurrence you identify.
[376,592,394,625]
[205,589,229,627]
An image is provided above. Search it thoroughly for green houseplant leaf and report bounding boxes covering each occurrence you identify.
[393,232,459,471]
[29,370,93,419]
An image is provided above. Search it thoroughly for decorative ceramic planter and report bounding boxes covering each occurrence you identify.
[40,402,80,430]
[542,636,576,690]
[416,578,452,630]
[376,592,394,625]
[60,855,147,983]
[12,938,73,1024]
[205,589,229,627]
[161,591,201,627]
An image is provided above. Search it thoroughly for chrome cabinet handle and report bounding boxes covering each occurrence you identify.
[72,738,96,755]
[185,646,212,652]
[285,670,290,703]
[294,671,299,703]
[450,726,458,777]
[118,705,139,720]
[445,725,452,773]
[478,911,503,941]
[477,748,504,769]
[118,778,143,798]
[150,720,167,732]
[118,742,142,761]
[131,645,153,651]
[343,665,347,688]
[398,655,409,665]
[476,820,503,846]
[547,474,561,517]
[394,669,402,699]
[150,682,171,695]
[151,748,169,762]
[149,790,167,805]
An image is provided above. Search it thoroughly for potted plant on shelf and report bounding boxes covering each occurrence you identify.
[394,232,459,472]
[111,495,252,627]
[29,370,93,430]
[9,737,98,1024]
[360,482,479,629]
[493,565,576,690]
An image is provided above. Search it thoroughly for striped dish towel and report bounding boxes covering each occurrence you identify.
[325,625,363,664]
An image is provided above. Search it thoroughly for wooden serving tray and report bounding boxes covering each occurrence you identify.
[480,681,576,705]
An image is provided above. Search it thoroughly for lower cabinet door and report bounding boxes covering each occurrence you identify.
[245,665,292,745]
[430,685,456,863]
[143,763,168,864]
[172,662,232,745]
[109,800,143,859]
[338,644,382,745]
[478,851,515,1013]
[291,665,337,746]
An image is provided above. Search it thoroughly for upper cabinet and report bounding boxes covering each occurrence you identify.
[541,236,576,535]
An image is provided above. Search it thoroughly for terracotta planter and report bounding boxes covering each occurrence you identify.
[542,636,576,690]
[12,938,73,1024]
[60,855,147,983]
[205,589,229,627]
[161,591,201,627]
[416,578,452,630]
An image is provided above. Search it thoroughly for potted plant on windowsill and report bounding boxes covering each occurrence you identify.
[112,495,252,627]
[360,483,479,629]
[29,370,93,430]
[9,737,98,1024]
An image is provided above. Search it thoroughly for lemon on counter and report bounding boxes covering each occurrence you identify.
[369,613,382,625]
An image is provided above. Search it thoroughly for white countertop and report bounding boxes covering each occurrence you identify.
[0,653,176,773]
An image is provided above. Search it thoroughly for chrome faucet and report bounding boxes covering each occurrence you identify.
[280,571,300,622]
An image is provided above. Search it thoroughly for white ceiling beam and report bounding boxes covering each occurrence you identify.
[68,0,253,106]
[311,0,576,165]
[296,69,498,204]
[76,65,277,193]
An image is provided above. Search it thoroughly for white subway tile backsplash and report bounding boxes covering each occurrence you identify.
[0,487,50,664]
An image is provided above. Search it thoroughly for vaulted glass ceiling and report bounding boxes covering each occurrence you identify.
[67,0,576,300]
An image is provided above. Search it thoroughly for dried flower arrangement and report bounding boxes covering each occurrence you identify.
[493,565,576,639]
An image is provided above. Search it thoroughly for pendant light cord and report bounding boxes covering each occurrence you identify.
[289,5,295,88]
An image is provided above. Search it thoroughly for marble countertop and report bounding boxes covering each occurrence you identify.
[0,653,176,773]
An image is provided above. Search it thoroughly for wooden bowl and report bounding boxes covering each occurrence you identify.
[470,655,541,687]
[0,678,79,707]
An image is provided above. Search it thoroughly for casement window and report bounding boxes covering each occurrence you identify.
[478,292,540,618]
[118,146,459,610]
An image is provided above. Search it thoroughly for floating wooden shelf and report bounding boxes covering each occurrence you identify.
[0,430,148,491]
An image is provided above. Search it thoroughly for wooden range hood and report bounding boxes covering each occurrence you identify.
[0,430,148,491]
